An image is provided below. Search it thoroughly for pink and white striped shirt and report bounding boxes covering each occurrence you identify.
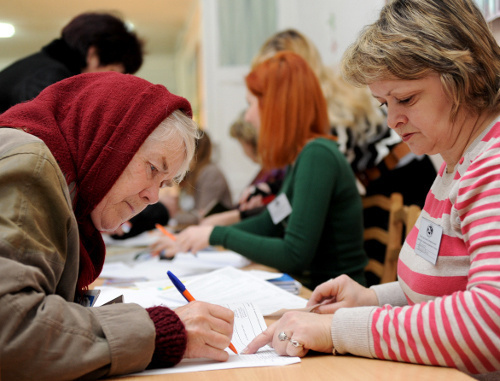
[332,119,500,377]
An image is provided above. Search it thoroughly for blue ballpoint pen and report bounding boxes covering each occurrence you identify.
[167,270,238,354]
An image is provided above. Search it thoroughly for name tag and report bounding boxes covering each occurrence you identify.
[267,193,292,225]
[415,217,443,265]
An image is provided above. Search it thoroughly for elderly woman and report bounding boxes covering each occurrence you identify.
[244,0,500,379]
[0,72,234,379]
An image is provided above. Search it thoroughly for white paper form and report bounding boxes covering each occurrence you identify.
[126,302,300,377]
[102,230,159,247]
[155,266,307,316]
[95,267,308,316]
[99,250,251,281]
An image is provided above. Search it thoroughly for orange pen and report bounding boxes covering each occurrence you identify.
[167,270,238,355]
[155,223,176,241]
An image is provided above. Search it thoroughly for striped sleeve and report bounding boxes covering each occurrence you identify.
[366,128,500,374]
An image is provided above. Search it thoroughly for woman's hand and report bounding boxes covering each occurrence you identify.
[243,311,333,356]
[175,301,234,361]
[238,183,271,211]
[239,194,264,211]
[307,275,379,314]
[150,225,214,257]
[149,232,178,258]
[176,225,213,254]
[200,210,241,226]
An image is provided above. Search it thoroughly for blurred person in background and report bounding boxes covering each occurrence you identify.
[253,29,437,285]
[0,11,144,113]
[200,111,286,227]
[151,52,368,290]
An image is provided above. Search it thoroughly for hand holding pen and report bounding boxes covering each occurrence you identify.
[149,224,178,259]
[168,271,238,355]
[155,223,176,241]
[151,224,214,257]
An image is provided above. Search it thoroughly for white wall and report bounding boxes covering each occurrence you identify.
[200,0,259,203]
[199,0,386,203]
[276,0,383,67]
[135,53,177,91]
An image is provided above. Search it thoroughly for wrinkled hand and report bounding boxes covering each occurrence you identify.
[307,275,378,314]
[175,301,234,361]
[243,311,333,356]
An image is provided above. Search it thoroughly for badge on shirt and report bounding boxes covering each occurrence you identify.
[415,217,443,265]
[267,193,292,225]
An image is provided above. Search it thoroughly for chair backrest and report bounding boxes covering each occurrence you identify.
[363,192,421,284]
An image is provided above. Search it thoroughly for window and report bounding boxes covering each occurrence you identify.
[475,0,500,21]
[217,0,277,66]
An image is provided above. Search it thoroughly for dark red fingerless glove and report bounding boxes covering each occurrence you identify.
[146,306,187,368]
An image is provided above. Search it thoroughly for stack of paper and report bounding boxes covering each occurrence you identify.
[246,270,302,295]
[267,273,302,294]
[95,266,308,316]
[99,249,251,282]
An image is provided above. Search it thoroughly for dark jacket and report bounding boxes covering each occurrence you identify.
[0,39,83,113]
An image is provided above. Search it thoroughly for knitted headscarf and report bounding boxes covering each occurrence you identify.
[0,72,192,291]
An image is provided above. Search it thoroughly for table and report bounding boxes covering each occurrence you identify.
[100,248,474,381]
[110,352,473,381]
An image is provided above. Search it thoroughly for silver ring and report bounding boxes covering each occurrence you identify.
[290,339,303,347]
[278,331,288,341]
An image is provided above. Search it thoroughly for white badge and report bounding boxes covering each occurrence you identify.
[415,217,443,265]
[267,193,292,225]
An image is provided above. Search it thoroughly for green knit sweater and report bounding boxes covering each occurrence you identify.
[210,138,367,288]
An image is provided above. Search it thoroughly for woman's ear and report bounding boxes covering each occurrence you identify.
[82,46,100,73]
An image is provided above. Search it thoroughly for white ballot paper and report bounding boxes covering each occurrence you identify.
[99,250,251,281]
[96,266,308,316]
[156,266,308,316]
[128,302,300,376]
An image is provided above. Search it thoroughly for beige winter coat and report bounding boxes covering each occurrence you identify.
[0,128,155,380]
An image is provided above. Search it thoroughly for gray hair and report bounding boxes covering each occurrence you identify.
[147,109,201,183]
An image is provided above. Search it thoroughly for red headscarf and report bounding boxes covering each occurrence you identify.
[0,72,192,291]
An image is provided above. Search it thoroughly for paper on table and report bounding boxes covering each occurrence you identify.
[247,269,287,280]
[99,250,251,281]
[127,302,300,376]
[95,267,307,316]
[102,230,159,247]
[155,266,307,316]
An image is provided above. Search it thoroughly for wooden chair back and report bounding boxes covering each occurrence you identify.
[363,192,421,284]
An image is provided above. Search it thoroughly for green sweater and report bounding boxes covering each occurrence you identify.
[210,138,367,288]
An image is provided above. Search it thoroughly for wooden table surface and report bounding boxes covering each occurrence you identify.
[100,248,474,381]
[111,352,474,381]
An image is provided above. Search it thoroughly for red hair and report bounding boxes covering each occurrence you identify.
[245,51,331,169]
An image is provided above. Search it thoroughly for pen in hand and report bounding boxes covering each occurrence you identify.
[155,223,198,258]
[167,270,238,355]
[154,223,177,260]
[155,223,176,241]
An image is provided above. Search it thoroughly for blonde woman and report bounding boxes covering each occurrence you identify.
[245,1,500,379]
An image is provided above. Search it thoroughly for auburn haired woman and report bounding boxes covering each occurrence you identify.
[152,51,368,289]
